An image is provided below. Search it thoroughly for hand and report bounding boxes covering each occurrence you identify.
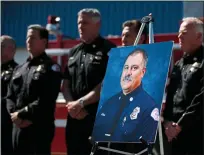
[172,122,182,136]
[66,100,82,118]
[11,112,22,125]
[17,120,33,128]
[75,109,89,120]
[164,121,182,142]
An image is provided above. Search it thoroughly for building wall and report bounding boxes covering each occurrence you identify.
[183,1,204,18]
[14,48,29,64]
[2,1,183,47]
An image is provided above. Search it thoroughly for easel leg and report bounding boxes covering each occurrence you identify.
[139,137,154,155]
[108,142,111,155]
[90,142,98,155]
[158,120,164,155]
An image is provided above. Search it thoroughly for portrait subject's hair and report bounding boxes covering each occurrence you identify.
[126,48,148,68]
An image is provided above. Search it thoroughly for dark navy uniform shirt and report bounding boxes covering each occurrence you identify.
[6,52,62,126]
[64,36,116,116]
[92,85,159,143]
[163,45,204,153]
[164,45,203,123]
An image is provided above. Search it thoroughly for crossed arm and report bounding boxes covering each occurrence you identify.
[7,69,61,128]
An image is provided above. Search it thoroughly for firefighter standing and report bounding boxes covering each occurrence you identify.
[162,17,204,155]
[6,25,62,155]
[62,8,116,155]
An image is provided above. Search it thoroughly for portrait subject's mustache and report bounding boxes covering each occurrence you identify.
[123,75,132,82]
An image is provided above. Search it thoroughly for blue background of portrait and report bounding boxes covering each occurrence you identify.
[98,41,173,112]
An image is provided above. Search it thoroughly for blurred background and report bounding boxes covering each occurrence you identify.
[1,1,203,64]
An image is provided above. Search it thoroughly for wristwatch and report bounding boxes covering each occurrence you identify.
[79,99,85,108]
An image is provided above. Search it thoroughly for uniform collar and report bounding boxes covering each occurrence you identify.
[27,52,47,65]
[119,84,143,101]
[183,45,203,63]
[83,35,103,49]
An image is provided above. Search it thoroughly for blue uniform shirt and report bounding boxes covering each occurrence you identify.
[92,85,159,143]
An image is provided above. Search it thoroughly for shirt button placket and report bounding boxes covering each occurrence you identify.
[81,53,85,68]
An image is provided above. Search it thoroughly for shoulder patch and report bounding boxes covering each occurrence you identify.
[151,108,159,121]
[51,64,60,72]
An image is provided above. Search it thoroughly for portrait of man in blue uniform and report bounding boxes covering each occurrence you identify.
[92,48,160,143]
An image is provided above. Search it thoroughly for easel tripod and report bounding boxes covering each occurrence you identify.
[89,13,164,155]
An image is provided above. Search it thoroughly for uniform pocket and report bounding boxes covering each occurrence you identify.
[12,73,23,94]
[68,59,77,76]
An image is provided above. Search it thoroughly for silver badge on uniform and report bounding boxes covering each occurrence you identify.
[190,62,200,72]
[36,65,43,72]
[95,56,102,60]
[192,62,199,67]
[130,107,140,120]
[1,71,10,77]
[36,65,46,73]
